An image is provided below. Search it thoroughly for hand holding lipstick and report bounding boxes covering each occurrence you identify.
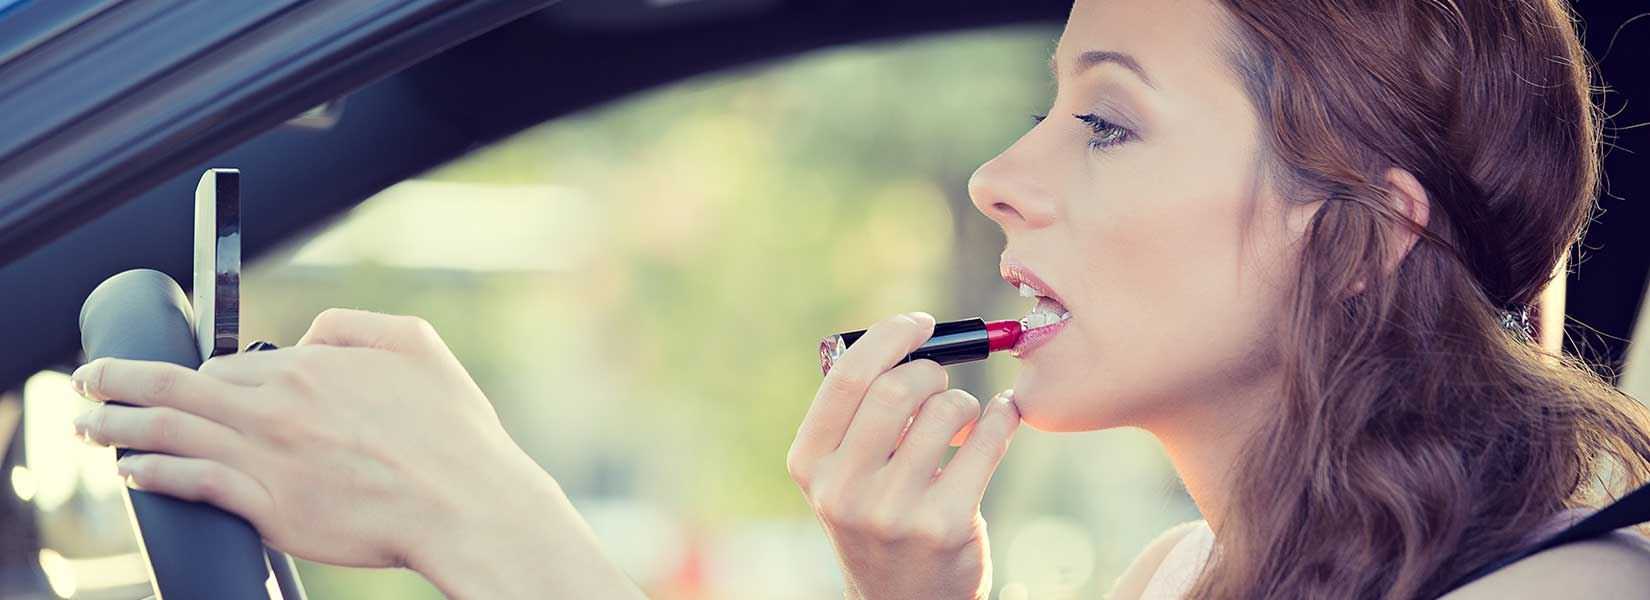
[789,312,1023,600]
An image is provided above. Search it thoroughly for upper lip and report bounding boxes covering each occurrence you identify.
[1000,257,1067,309]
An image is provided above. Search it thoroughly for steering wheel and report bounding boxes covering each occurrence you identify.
[78,170,307,600]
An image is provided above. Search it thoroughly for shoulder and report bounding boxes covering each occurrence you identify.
[1107,520,1209,600]
[1442,531,1650,599]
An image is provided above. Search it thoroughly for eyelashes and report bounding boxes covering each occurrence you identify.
[1031,113,1134,150]
[1075,114,1131,149]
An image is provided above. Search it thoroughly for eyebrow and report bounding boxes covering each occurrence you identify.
[1049,50,1157,89]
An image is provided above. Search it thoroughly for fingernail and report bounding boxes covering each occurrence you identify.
[69,364,90,398]
[996,390,1020,417]
[71,414,98,446]
[116,458,141,489]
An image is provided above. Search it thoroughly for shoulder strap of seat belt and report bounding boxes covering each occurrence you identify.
[1445,483,1650,593]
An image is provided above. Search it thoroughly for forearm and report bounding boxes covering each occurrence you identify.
[411,456,647,600]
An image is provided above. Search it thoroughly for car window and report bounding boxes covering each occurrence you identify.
[251,27,1205,600]
[4,25,1372,599]
[8,370,155,599]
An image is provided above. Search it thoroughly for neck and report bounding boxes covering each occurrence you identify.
[1145,370,1280,535]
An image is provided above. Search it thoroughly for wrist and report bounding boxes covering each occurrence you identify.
[408,450,641,600]
[404,450,553,598]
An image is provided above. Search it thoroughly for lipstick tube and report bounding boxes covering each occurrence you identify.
[819,318,1022,376]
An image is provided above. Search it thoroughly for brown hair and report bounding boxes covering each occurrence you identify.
[1196,1,1650,598]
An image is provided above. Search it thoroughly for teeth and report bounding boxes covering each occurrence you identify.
[1019,311,1072,330]
[1019,283,1038,298]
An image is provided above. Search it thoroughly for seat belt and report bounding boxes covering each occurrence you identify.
[1445,483,1650,593]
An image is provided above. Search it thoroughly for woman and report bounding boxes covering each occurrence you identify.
[68,0,1650,597]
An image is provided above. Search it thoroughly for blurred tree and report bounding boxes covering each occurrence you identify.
[240,25,1191,599]
[424,26,1058,520]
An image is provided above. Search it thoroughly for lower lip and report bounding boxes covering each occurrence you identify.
[1011,317,1069,357]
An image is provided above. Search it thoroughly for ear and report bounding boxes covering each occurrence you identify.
[1348,168,1431,295]
[1379,167,1432,275]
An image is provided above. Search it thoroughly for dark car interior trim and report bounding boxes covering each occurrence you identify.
[0,0,1643,397]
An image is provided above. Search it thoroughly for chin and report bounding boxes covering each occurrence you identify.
[1010,367,1125,433]
[1003,359,1148,435]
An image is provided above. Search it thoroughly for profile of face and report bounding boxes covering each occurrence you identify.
[969,0,1311,433]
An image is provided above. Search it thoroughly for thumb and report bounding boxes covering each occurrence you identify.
[937,390,1021,502]
[297,308,439,353]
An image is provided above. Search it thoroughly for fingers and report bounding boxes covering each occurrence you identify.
[935,391,1021,502]
[298,308,441,353]
[837,360,949,464]
[888,390,982,478]
[198,348,304,387]
[947,420,977,448]
[75,405,248,463]
[72,358,254,427]
[790,313,937,470]
[117,454,274,529]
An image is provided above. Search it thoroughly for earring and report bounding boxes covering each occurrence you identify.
[1499,304,1535,343]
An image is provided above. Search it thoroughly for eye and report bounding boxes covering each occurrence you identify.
[1032,113,1048,125]
[1074,113,1132,150]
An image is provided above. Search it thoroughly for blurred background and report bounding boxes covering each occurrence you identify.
[3,11,1647,600]
[6,26,1199,600]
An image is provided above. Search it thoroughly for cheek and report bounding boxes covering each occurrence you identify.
[1045,149,1285,423]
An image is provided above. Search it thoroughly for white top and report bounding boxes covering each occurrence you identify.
[1137,520,1215,600]
[1132,509,1592,599]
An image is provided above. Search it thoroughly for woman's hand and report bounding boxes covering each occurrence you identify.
[788,312,1023,600]
[69,308,642,600]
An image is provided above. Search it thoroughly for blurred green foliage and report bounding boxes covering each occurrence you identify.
[234,26,1192,600]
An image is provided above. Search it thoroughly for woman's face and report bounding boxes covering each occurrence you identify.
[970,0,1307,432]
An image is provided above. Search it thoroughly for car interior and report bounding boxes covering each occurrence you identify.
[0,1,1645,598]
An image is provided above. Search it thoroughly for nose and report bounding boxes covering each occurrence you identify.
[968,144,1058,230]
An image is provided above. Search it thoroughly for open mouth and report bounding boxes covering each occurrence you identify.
[1003,263,1071,329]
[1002,262,1071,357]
[1017,282,1071,330]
